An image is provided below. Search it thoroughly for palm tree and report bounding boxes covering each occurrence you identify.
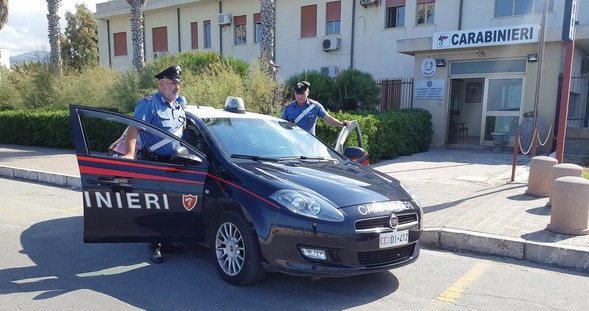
[47,0,62,72]
[0,0,8,30]
[127,0,147,71]
[259,0,276,67]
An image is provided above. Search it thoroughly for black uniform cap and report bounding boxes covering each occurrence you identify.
[293,81,311,94]
[154,65,182,81]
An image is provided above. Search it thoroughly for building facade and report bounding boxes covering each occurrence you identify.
[93,0,589,150]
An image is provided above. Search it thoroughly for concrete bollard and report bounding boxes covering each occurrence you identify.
[546,163,583,207]
[525,156,558,197]
[546,176,589,235]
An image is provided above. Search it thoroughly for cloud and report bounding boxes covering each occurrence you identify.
[0,0,102,56]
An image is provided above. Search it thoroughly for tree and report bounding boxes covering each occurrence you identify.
[259,0,275,65]
[61,4,98,71]
[0,0,8,30]
[127,0,147,72]
[47,0,62,72]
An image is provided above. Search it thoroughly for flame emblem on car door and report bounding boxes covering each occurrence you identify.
[183,194,198,211]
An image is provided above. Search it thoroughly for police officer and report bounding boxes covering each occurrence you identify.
[281,81,349,135]
[122,64,186,263]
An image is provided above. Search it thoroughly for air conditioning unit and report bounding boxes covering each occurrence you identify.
[321,66,339,78]
[322,37,340,51]
[218,12,232,25]
[360,0,379,8]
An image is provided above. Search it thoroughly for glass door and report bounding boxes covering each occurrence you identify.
[483,78,523,144]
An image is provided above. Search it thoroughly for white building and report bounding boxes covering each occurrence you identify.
[93,0,589,150]
[0,49,9,69]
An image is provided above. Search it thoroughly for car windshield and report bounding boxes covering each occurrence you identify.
[203,117,339,160]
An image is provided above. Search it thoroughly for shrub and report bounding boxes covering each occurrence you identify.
[285,70,335,109]
[332,69,380,111]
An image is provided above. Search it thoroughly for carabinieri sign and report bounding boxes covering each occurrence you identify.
[433,24,539,50]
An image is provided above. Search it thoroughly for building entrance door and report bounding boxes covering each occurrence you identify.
[482,78,523,146]
[447,78,484,145]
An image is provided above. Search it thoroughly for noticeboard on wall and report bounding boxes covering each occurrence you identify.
[465,82,482,103]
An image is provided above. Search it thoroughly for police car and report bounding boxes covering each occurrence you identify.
[69,97,422,285]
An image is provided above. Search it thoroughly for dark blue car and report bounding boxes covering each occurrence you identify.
[69,97,422,285]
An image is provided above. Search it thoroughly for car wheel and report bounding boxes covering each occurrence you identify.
[212,211,266,285]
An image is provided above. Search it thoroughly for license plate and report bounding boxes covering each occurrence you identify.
[379,230,409,249]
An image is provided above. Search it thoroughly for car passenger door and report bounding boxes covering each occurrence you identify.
[69,105,207,243]
[334,120,370,166]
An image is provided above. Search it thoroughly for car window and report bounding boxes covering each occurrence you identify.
[76,109,202,161]
[203,117,338,159]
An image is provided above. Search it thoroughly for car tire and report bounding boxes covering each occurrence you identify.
[212,211,266,285]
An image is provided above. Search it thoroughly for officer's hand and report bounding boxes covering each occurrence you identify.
[342,121,349,127]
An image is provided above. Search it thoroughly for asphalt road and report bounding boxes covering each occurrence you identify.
[2,178,589,311]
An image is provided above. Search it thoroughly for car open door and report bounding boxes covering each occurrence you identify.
[334,120,370,166]
[69,105,207,243]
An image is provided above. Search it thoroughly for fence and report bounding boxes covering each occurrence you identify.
[377,77,414,110]
[565,75,589,128]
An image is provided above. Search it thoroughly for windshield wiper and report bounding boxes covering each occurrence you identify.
[231,154,280,162]
[231,154,337,163]
[276,156,338,162]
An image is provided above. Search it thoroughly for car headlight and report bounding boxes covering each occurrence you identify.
[270,189,344,222]
[400,182,421,207]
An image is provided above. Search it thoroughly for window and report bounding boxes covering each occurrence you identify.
[301,5,317,38]
[204,20,211,48]
[191,22,198,50]
[386,0,405,28]
[254,13,261,43]
[152,27,168,53]
[326,1,341,35]
[113,32,127,56]
[234,15,247,45]
[417,0,434,25]
[495,0,554,17]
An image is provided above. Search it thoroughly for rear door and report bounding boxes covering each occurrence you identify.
[69,105,207,243]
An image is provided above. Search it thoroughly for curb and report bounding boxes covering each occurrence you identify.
[421,227,589,272]
[0,165,81,190]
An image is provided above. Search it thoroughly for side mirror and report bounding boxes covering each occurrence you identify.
[344,146,370,166]
[171,146,203,165]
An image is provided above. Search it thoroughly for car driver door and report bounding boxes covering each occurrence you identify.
[69,105,207,243]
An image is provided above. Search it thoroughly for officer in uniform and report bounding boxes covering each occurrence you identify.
[281,81,349,135]
[122,64,186,263]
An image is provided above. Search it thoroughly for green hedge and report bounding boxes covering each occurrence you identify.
[0,108,432,163]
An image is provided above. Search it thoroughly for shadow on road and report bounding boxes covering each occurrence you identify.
[1,216,402,310]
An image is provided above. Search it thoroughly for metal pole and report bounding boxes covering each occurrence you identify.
[556,40,575,163]
[532,0,548,132]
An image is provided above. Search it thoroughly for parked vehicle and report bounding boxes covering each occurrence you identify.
[69,97,422,285]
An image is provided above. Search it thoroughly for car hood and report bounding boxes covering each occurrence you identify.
[234,160,411,207]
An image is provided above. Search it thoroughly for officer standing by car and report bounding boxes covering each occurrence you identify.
[281,81,349,135]
[122,64,186,263]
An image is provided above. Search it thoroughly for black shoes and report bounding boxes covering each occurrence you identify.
[148,242,183,264]
[149,243,163,264]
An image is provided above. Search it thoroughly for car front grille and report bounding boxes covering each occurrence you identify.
[355,213,419,232]
[357,244,415,267]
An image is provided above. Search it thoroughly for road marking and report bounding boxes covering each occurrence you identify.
[76,262,150,277]
[423,262,491,310]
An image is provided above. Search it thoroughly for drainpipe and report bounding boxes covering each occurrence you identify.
[177,8,181,53]
[350,0,356,69]
[219,1,223,55]
[458,0,463,30]
[106,20,112,68]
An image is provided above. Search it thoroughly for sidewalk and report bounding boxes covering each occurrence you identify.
[1,143,588,272]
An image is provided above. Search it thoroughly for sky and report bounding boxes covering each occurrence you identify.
[0,0,105,56]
